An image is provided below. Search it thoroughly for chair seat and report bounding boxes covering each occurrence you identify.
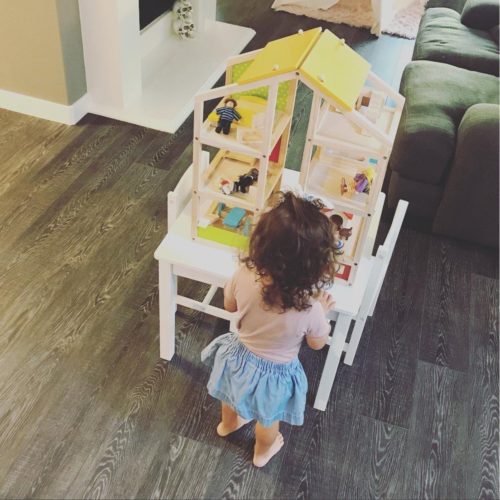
[389,60,499,185]
[414,7,499,76]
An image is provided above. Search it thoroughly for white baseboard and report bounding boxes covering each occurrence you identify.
[0,89,89,125]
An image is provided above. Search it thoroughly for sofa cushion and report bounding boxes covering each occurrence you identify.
[490,24,500,42]
[461,0,500,30]
[414,8,499,76]
[389,61,499,185]
[433,103,499,246]
[388,171,443,218]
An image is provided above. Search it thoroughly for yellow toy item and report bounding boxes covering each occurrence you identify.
[299,30,371,111]
[237,27,321,83]
[238,28,370,112]
[363,166,375,183]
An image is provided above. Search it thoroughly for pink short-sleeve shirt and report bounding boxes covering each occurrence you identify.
[225,266,331,363]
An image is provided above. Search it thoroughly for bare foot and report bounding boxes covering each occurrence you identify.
[253,432,284,467]
[216,416,251,437]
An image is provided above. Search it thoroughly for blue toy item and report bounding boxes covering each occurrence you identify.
[242,218,252,236]
[223,207,246,228]
[216,202,225,216]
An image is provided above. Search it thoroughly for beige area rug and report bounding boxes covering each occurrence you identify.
[273,0,428,39]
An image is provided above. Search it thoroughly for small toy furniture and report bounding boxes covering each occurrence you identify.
[191,27,404,284]
[155,166,407,410]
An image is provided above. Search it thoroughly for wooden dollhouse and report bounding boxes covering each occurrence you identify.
[190,27,404,284]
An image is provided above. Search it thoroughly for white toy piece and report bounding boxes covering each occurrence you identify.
[173,0,195,39]
[236,111,266,145]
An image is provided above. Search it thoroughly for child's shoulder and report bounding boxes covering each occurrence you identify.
[233,264,257,283]
[290,298,323,319]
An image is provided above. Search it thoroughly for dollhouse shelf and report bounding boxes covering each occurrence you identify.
[199,110,291,157]
[197,199,253,250]
[315,104,397,157]
[201,151,282,207]
[308,159,370,213]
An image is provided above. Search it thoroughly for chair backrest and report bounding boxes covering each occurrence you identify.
[167,151,209,231]
[361,199,408,317]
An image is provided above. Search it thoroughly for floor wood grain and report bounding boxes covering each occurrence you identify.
[358,227,429,428]
[466,274,499,500]
[418,238,471,371]
[0,1,498,498]
[395,361,469,500]
[337,415,408,500]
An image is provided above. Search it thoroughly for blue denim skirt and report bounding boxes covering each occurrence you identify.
[201,333,307,426]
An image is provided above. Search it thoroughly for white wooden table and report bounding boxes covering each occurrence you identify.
[154,168,384,409]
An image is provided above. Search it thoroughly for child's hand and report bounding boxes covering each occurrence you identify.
[317,291,335,314]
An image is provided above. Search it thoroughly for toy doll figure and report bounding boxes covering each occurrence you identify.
[219,178,234,196]
[233,168,259,193]
[353,167,375,194]
[215,98,241,135]
[330,213,352,255]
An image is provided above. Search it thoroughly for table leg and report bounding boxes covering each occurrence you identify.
[313,314,352,411]
[159,260,177,360]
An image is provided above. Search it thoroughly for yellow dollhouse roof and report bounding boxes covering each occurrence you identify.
[237,27,322,83]
[238,28,371,111]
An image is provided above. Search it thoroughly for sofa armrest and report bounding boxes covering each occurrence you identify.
[461,0,500,30]
[433,103,500,246]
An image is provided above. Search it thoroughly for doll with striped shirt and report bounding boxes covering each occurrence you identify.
[215,98,241,135]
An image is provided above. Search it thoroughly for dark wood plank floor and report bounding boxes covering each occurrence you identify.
[1,2,498,498]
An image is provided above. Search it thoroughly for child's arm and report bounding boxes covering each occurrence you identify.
[223,268,240,312]
[224,282,237,312]
[307,334,329,350]
[306,291,334,350]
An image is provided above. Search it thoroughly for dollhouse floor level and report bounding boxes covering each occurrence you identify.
[199,109,291,157]
[315,105,397,155]
[202,154,282,207]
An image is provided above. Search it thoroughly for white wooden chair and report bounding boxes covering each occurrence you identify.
[166,158,240,333]
[313,199,408,410]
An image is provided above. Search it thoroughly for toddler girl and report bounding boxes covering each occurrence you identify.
[201,191,336,467]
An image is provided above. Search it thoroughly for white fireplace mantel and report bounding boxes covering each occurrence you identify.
[78,0,255,133]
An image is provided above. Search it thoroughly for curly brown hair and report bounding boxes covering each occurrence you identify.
[241,191,337,312]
